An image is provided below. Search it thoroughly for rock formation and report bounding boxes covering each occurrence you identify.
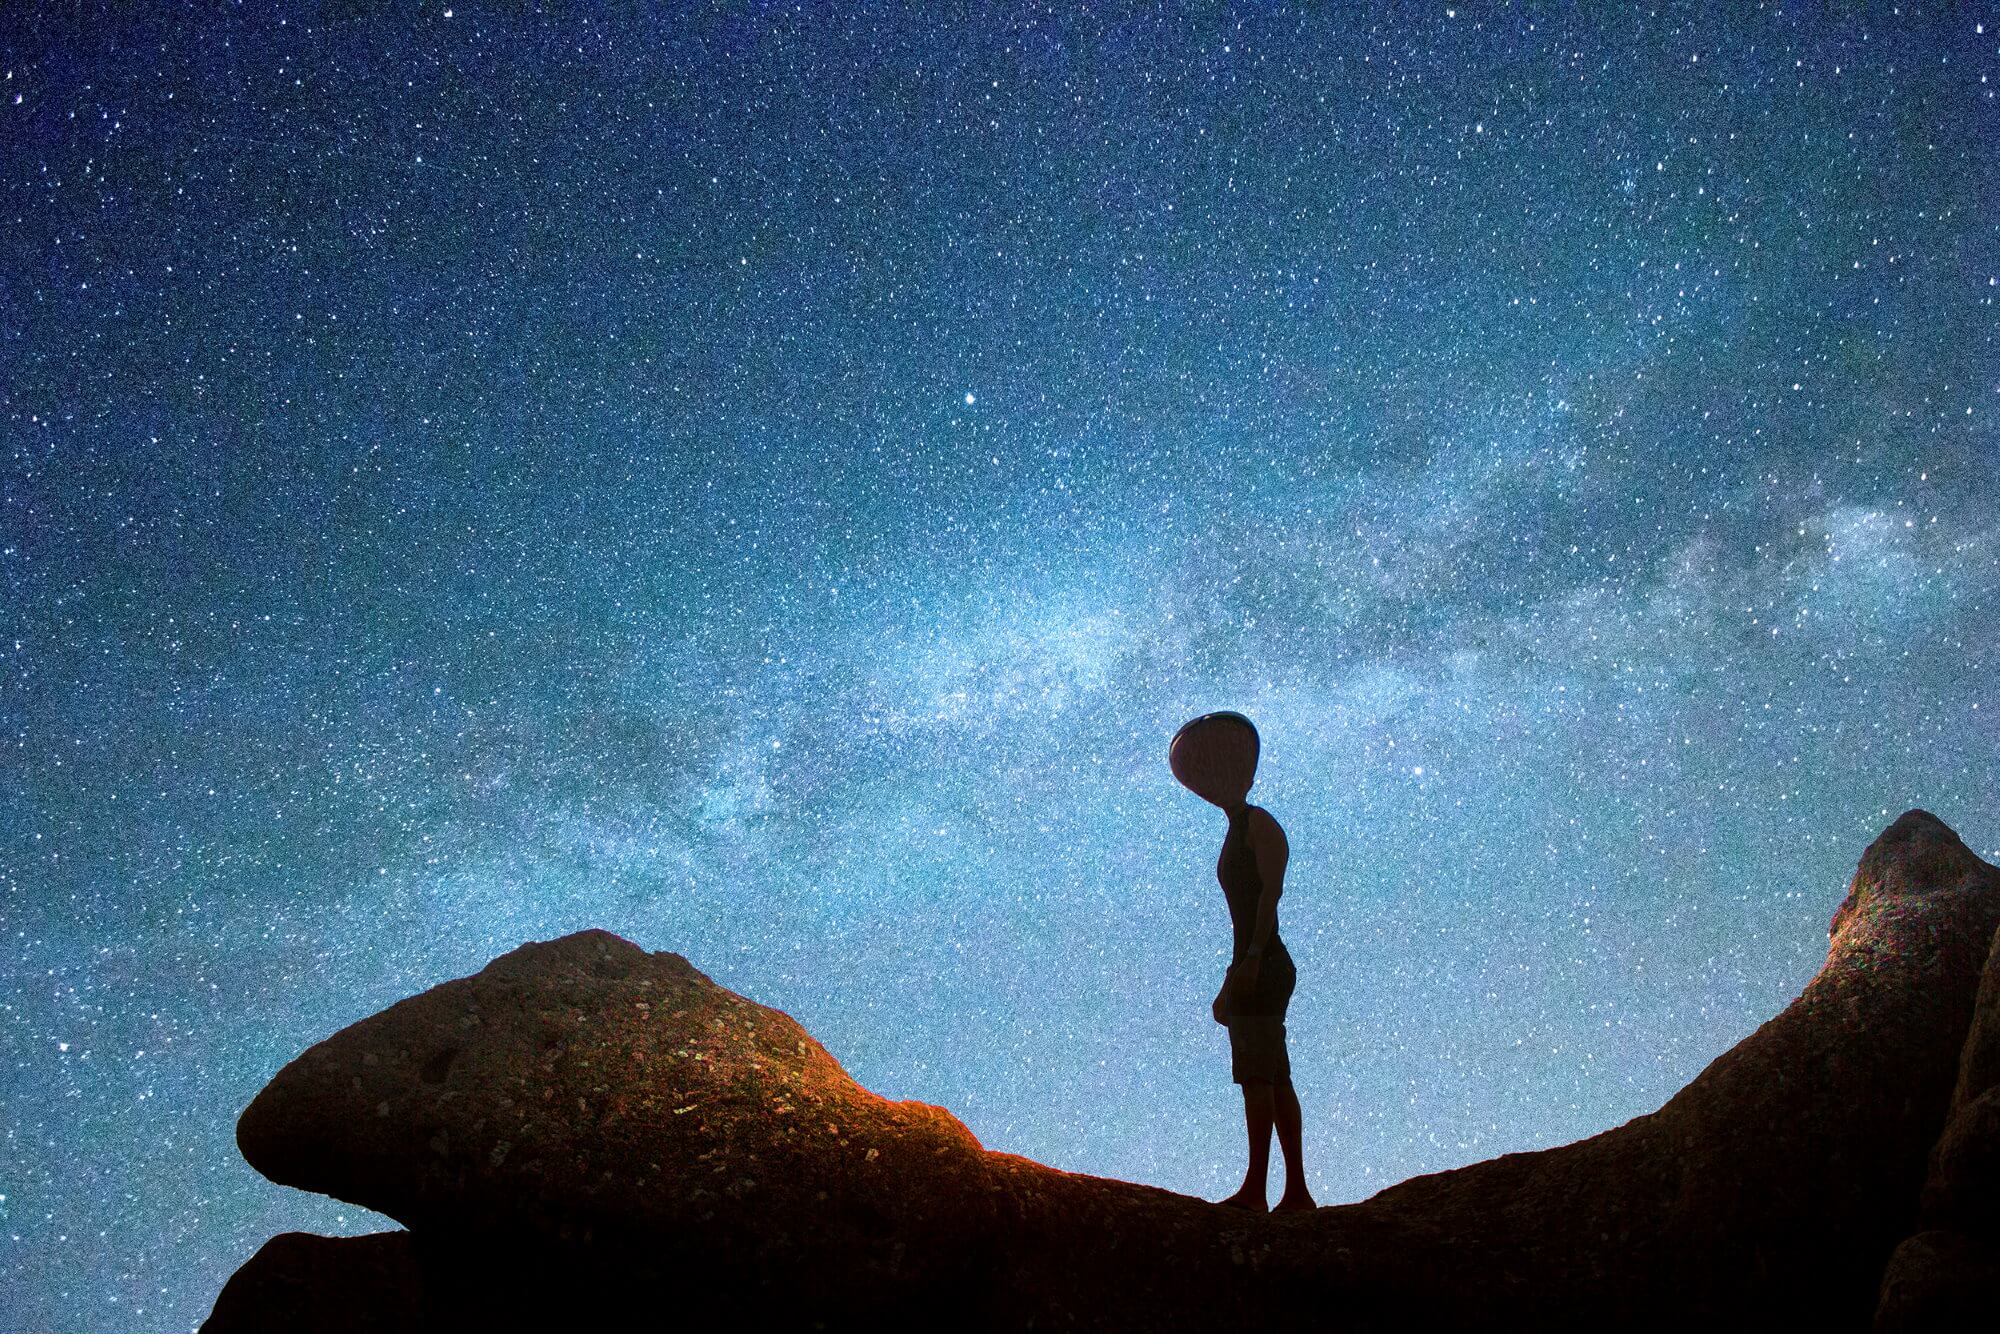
[204,1232,422,1332]
[207,810,2000,1332]
[1875,912,2000,1331]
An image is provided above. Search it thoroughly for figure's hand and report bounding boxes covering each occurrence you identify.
[1212,981,1230,1025]
[1224,959,1260,1013]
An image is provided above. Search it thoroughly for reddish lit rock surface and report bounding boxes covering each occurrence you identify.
[212,810,2000,1332]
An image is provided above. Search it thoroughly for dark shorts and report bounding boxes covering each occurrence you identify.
[1225,946,1295,1085]
[1227,1014,1291,1085]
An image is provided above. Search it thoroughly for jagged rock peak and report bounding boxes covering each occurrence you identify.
[473,926,696,983]
[1831,809,1991,943]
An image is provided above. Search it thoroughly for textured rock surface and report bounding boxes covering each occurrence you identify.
[1928,919,2000,1236]
[1353,808,2000,1326]
[231,927,1289,1327]
[1927,1085,2000,1232]
[221,810,2000,1331]
[1952,923,2000,1112]
[1875,916,2000,1332]
[234,929,1022,1318]
[1876,1228,2000,1334]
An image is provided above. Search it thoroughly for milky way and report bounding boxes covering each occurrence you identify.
[4,7,1996,1329]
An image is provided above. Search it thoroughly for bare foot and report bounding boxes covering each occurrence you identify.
[1215,1186,1268,1213]
[1272,1186,1318,1213]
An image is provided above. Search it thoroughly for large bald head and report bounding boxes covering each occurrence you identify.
[1169,711,1259,810]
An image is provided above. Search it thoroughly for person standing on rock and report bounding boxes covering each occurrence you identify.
[1169,710,1316,1213]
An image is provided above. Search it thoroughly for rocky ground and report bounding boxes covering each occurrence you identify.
[205,810,2000,1332]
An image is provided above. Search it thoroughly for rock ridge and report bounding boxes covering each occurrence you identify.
[208,809,2000,1332]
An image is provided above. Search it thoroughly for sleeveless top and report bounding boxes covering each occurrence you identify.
[1218,803,1289,966]
[1217,804,1295,1019]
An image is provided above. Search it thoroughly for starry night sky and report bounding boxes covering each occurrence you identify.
[5,5,1997,1328]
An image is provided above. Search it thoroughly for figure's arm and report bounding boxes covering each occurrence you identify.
[1246,807,1289,954]
[1227,810,1289,1007]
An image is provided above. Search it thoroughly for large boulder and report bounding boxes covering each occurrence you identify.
[235,929,1013,1319]
[229,928,1282,1329]
[219,810,2000,1330]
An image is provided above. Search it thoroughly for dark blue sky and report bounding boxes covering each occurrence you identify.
[5,5,1996,1329]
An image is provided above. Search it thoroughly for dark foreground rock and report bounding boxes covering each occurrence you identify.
[205,1232,421,1331]
[1875,914,2000,1332]
[1876,1228,2000,1333]
[210,810,2000,1332]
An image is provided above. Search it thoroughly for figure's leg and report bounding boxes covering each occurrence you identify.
[1217,1080,1275,1211]
[1271,1074,1317,1211]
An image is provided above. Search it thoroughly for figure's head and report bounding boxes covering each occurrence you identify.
[1168,711,1259,810]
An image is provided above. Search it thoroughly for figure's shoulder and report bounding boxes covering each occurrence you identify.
[1247,805,1289,852]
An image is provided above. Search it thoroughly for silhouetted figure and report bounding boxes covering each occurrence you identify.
[1169,711,1316,1213]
